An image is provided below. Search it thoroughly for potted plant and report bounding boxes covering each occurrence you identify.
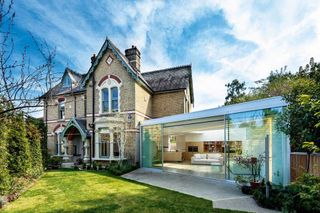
[234,175,251,194]
[234,154,264,189]
[250,156,262,189]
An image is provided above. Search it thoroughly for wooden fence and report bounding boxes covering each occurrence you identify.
[290,152,320,181]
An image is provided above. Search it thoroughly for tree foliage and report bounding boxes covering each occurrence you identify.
[225,79,247,105]
[225,58,320,151]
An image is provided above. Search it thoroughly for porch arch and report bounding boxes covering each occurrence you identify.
[60,118,90,162]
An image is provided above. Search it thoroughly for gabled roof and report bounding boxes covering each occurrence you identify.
[61,117,89,141]
[41,68,86,98]
[81,37,152,92]
[142,65,194,103]
[41,37,194,102]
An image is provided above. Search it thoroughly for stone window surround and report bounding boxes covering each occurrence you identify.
[94,128,125,161]
[57,97,66,120]
[54,126,64,156]
[97,75,122,114]
[93,117,126,161]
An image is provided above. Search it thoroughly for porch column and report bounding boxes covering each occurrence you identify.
[120,129,125,158]
[57,133,61,156]
[94,130,99,159]
[109,130,114,159]
[62,138,69,160]
[83,139,89,163]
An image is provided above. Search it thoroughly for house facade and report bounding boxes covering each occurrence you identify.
[42,38,194,165]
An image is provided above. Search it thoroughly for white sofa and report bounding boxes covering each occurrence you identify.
[191,153,223,165]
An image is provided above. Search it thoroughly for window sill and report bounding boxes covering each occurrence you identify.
[92,157,126,161]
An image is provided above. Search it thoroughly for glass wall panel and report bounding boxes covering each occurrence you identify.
[162,116,225,179]
[226,107,286,185]
[142,125,162,168]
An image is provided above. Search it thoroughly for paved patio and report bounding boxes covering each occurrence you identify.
[122,168,279,213]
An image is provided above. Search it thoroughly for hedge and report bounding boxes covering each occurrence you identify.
[0,120,10,195]
[0,114,44,197]
[7,115,32,176]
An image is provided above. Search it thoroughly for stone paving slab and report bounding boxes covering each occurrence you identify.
[122,168,279,213]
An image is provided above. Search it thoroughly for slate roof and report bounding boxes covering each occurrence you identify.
[142,65,194,103]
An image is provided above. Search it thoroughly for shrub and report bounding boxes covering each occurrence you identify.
[283,174,320,212]
[26,117,47,168]
[26,122,43,178]
[92,161,97,170]
[0,121,10,196]
[252,174,320,212]
[48,156,63,169]
[7,115,31,176]
[76,158,83,165]
[106,161,136,176]
[253,184,284,210]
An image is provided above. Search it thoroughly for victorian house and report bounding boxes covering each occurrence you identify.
[42,37,194,165]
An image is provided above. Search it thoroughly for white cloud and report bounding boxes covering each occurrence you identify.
[192,0,320,110]
[15,0,320,114]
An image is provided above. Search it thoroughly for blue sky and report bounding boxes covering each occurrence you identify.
[12,0,320,111]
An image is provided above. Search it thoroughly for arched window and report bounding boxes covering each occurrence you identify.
[102,88,109,112]
[111,87,118,112]
[58,100,65,120]
[98,75,121,114]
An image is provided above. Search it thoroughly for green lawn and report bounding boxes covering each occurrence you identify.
[1,170,242,213]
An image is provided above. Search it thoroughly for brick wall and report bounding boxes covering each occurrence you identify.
[85,49,136,115]
[152,90,186,118]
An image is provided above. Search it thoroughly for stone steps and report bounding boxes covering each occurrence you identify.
[61,162,75,168]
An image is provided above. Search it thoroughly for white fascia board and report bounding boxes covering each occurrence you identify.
[142,96,287,127]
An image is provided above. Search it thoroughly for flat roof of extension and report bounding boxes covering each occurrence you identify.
[141,96,287,127]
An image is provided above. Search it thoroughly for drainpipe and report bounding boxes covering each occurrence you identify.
[90,54,96,166]
[91,74,95,166]
[74,95,77,117]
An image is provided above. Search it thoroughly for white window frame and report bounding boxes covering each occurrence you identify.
[54,127,64,156]
[62,75,72,87]
[58,100,65,120]
[97,76,121,114]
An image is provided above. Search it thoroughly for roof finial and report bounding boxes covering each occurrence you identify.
[91,54,96,64]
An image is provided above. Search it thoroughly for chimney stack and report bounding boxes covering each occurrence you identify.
[125,45,141,72]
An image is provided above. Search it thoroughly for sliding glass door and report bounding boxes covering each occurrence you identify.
[141,125,162,168]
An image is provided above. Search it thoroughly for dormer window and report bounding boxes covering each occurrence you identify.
[98,75,121,114]
[62,75,72,87]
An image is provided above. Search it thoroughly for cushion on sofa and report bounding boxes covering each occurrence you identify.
[194,154,201,159]
[207,153,221,159]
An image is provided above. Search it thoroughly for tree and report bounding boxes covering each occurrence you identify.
[0,0,57,117]
[224,79,247,105]
[302,142,320,173]
[224,58,320,151]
